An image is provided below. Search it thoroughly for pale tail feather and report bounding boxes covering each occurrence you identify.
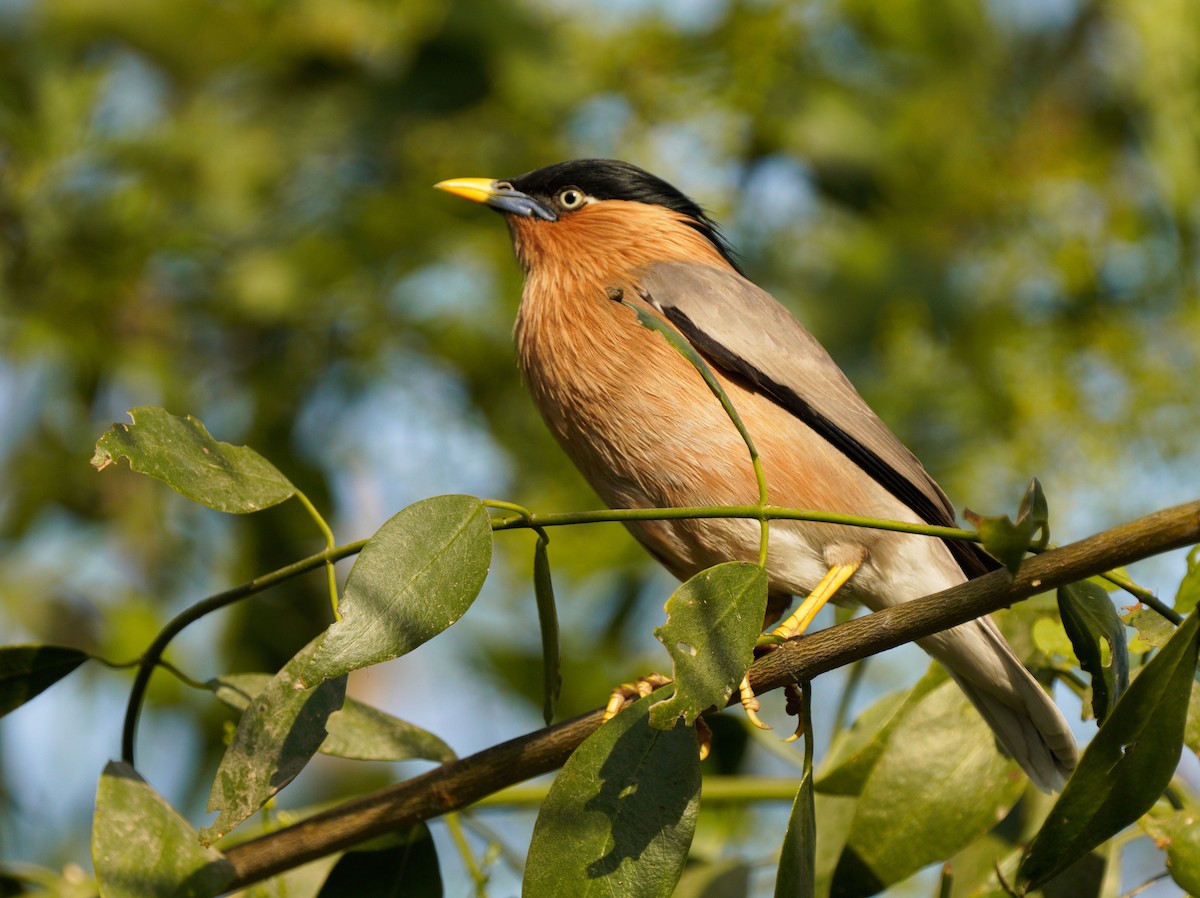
[917,616,1078,792]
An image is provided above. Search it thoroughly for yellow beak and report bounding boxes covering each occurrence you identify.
[434,177,558,221]
[433,177,501,205]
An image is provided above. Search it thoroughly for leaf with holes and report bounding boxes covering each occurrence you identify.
[1019,610,1200,890]
[1058,580,1128,722]
[299,495,492,687]
[649,562,768,729]
[1124,606,1176,652]
[92,406,295,513]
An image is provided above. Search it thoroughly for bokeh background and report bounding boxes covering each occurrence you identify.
[1,0,1197,893]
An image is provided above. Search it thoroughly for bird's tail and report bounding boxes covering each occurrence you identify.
[917,616,1078,791]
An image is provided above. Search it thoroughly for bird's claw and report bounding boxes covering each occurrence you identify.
[602,672,672,721]
[739,673,771,730]
[782,682,806,743]
[696,716,713,761]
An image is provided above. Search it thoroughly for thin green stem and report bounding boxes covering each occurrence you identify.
[483,499,534,519]
[445,812,488,896]
[155,657,210,691]
[295,490,340,620]
[491,503,979,542]
[457,815,526,879]
[802,681,814,775]
[120,539,366,765]
[473,776,804,808]
[1102,569,1182,624]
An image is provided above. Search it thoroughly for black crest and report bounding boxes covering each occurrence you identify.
[508,160,741,272]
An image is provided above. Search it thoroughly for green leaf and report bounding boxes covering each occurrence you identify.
[0,645,90,717]
[316,826,442,898]
[830,675,1024,898]
[523,695,701,898]
[815,671,943,796]
[211,674,455,763]
[775,770,816,898]
[534,531,561,726]
[674,860,752,898]
[964,477,1049,573]
[91,407,295,513]
[1160,811,1200,895]
[299,495,492,687]
[1018,610,1200,890]
[1122,606,1176,652]
[202,638,347,844]
[93,761,233,898]
[1185,682,1200,757]
[1057,581,1129,722]
[1175,545,1200,615]
[649,562,768,729]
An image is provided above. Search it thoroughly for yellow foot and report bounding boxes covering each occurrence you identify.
[771,562,861,641]
[602,673,672,721]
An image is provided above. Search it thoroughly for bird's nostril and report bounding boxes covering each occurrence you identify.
[495,181,514,191]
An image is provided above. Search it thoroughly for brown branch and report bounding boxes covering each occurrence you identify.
[222,500,1200,891]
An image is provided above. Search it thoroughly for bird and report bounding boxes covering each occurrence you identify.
[434,159,1078,790]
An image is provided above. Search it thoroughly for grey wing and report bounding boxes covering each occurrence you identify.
[633,261,990,573]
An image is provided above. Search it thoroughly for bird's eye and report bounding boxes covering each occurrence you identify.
[557,187,586,209]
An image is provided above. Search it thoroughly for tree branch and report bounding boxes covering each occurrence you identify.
[222,500,1200,891]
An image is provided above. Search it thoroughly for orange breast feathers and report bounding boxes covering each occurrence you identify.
[510,201,886,537]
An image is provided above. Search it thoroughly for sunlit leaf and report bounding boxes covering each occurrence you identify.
[523,695,701,898]
[93,761,233,898]
[650,562,768,728]
[210,674,454,763]
[91,406,295,513]
[0,645,90,717]
[830,674,1023,898]
[1123,606,1176,652]
[315,826,442,898]
[1175,546,1200,615]
[299,495,492,687]
[815,672,942,796]
[1185,683,1200,758]
[1057,581,1129,721]
[1159,811,1200,895]
[1019,610,1200,889]
[202,638,346,844]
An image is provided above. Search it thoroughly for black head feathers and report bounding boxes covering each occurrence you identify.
[507,160,741,272]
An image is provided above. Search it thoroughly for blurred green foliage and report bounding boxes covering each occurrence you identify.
[1,0,1197,889]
